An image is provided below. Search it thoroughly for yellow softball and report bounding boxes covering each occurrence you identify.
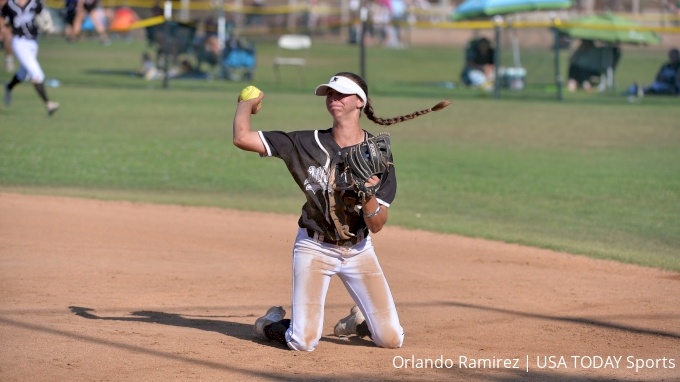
[239,85,262,106]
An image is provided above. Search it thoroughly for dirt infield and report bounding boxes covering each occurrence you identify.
[0,193,678,381]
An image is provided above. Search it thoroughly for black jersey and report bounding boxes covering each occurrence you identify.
[2,0,43,40]
[260,128,397,240]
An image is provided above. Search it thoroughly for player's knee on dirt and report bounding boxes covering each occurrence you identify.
[288,330,322,351]
[371,326,403,349]
[286,327,321,352]
[287,337,318,352]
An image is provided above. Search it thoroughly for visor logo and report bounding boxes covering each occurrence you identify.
[331,77,338,82]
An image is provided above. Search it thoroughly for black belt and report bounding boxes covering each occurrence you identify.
[305,228,366,247]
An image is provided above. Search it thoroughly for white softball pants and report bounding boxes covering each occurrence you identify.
[285,228,404,351]
[12,36,45,83]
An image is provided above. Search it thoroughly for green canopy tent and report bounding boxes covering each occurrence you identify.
[558,13,661,45]
[558,13,661,91]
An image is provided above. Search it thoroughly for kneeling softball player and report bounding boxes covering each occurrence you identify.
[232,72,449,351]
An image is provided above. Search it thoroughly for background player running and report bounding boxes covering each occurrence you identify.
[2,0,59,115]
[232,72,449,351]
[65,0,109,44]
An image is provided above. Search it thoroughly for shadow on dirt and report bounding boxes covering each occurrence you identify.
[319,335,374,347]
[69,306,379,349]
[68,306,288,349]
[2,313,382,381]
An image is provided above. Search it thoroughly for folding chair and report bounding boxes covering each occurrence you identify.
[272,34,312,86]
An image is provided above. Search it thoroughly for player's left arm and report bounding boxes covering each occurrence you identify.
[363,162,396,233]
[362,184,388,233]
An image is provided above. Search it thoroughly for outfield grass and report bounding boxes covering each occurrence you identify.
[1,37,679,271]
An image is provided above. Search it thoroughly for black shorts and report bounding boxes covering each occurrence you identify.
[83,0,98,13]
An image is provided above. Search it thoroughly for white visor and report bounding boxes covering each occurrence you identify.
[314,76,367,109]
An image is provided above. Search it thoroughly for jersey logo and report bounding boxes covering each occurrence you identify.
[303,165,328,193]
[13,11,36,29]
[7,0,38,37]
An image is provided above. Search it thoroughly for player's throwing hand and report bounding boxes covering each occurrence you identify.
[237,87,264,115]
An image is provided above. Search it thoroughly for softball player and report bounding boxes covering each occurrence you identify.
[233,72,446,351]
[2,0,59,115]
[66,0,109,44]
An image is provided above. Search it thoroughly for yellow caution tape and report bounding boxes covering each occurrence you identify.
[122,15,166,30]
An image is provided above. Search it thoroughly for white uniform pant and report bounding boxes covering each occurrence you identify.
[12,36,45,83]
[285,228,404,351]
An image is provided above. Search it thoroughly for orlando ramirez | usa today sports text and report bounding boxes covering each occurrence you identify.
[391,354,677,373]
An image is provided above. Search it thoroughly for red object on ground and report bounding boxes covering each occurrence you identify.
[110,7,139,31]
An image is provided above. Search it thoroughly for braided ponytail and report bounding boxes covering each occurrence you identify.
[364,99,451,126]
[334,71,451,127]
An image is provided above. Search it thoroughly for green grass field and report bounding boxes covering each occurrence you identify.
[1,37,678,271]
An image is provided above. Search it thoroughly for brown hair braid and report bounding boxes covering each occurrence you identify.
[334,71,451,126]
